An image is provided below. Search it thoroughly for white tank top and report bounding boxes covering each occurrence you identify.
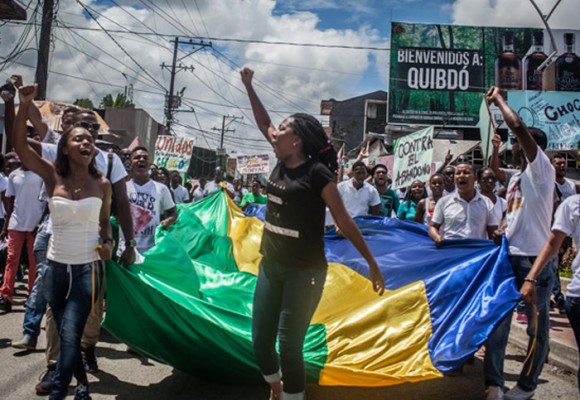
[47,196,102,265]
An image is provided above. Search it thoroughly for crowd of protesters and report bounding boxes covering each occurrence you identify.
[0,73,579,400]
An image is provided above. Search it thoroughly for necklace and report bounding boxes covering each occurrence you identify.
[74,188,82,194]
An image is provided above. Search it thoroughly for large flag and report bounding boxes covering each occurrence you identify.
[104,190,519,386]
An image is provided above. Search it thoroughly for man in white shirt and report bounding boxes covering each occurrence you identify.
[553,153,578,205]
[204,167,234,198]
[191,178,207,202]
[0,165,45,313]
[442,166,457,197]
[121,147,177,255]
[429,163,498,244]
[551,153,578,312]
[485,86,556,400]
[337,161,380,218]
[169,170,190,203]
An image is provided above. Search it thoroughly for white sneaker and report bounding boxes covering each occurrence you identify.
[504,385,534,400]
[486,386,504,400]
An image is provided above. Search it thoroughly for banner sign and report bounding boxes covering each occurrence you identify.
[154,135,196,173]
[389,22,580,127]
[508,91,580,151]
[392,126,434,189]
[236,154,270,175]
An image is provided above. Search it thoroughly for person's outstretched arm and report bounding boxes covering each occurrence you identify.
[486,86,538,163]
[12,84,55,187]
[520,231,565,305]
[240,67,276,145]
[489,134,506,183]
[322,181,385,295]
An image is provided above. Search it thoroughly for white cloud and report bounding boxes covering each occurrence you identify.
[1,0,384,153]
[451,0,577,29]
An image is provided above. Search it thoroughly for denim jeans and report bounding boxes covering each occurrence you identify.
[565,296,580,394]
[22,216,50,338]
[44,260,103,400]
[484,255,556,391]
[252,260,326,395]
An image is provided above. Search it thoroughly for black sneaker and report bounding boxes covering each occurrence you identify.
[556,296,566,313]
[81,345,98,373]
[73,382,92,400]
[0,297,12,313]
[35,367,56,395]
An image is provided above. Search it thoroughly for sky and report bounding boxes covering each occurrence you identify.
[1,0,577,154]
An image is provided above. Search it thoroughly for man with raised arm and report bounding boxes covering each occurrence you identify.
[484,87,556,400]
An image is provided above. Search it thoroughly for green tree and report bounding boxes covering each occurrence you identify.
[73,98,95,109]
[99,93,134,108]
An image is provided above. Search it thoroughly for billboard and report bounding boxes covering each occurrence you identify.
[508,91,580,151]
[388,22,580,127]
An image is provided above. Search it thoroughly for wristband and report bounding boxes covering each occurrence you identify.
[103,238,114,245]
[524,278,537,284]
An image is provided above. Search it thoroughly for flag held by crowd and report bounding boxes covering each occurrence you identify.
[103,189,520,386]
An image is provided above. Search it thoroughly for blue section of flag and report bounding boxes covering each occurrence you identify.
[324,216,519,372]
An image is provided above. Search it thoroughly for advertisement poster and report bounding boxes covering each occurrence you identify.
[391,126,434,189]
[508,91,580,151]
[389,22,580,127]
[237,154,270,175]
[154,135,196,173]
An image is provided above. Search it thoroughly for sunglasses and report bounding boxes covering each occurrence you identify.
[509,135,518,145]
[77,121,101,131]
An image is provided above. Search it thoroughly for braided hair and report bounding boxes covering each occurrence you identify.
[289,113,338,174]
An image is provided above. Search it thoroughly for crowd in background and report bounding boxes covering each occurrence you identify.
[0,75,579,400]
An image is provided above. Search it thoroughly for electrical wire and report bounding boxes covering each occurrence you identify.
[75,0,166,91]
[3,21,390,51]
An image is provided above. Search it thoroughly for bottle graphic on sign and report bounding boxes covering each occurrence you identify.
[555,32,580,92]
[523,31,547,90]
[495,31,522,90]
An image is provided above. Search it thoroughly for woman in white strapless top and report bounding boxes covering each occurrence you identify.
[14,84,113,400]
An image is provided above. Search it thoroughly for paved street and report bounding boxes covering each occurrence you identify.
[0,282,578,400]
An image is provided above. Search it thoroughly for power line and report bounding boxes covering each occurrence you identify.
[75,0,166,91]
[3,20,390,51]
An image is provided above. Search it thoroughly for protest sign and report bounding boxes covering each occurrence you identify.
[237,154,270,175]
[154,135,196,173]
[391,126,434,189]
[508,91,580,151]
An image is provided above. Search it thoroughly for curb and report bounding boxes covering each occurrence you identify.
[509,318,578,374]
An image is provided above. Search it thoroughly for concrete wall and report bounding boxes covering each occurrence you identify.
[104,108,162,155]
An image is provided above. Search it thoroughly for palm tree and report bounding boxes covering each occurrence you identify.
[99,93,134,108]
[74,98,95,109]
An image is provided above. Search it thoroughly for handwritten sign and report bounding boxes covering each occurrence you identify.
[391,126,434,189]
[237,154,270,175]
[154,135,196,173]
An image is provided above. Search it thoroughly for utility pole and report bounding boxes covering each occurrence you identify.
[35,0,54,100]
[162,37,211,134]
[213,115,242,169]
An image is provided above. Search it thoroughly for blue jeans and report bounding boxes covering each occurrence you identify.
[22,216,50,338]
[44,260,103,400]
[252,260,326,395]
[565,296,580,394]
[484,255,556,391]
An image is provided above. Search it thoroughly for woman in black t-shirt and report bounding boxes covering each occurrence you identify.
[241,68,384,400]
